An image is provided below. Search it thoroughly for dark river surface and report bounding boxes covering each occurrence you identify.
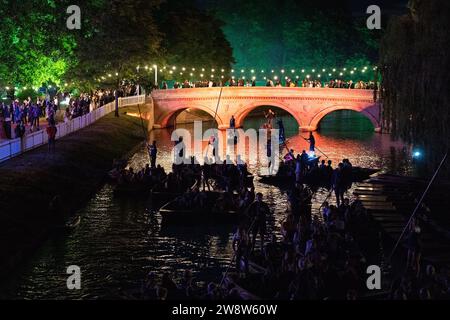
[3,110,413,299]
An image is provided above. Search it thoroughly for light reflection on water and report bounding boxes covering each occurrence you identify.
[4,111,412,299]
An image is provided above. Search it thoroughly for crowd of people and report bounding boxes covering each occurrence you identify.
[160,78,378,90]
[0,84,140,143]
[137,137,450,301]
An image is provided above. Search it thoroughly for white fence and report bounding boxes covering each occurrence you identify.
[0,95,146,163]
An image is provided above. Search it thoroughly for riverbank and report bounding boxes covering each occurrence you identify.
[0,105,148,281]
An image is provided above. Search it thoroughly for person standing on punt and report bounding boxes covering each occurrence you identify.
[148,140,158,168]
[247,192,270,250]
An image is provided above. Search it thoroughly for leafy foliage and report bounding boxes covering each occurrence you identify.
[206,0,381,71]
[380,0,450,173]
[0,0,76,88]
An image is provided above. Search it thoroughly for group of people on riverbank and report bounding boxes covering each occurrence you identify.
[0,84,142,142]
[0,98,50,140]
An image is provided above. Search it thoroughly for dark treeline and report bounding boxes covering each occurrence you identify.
[380,0,450,175]
[204,0,381,70]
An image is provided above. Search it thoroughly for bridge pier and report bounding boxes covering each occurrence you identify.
[300,125,317,132]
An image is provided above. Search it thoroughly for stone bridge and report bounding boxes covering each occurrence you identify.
[148,87,381,132]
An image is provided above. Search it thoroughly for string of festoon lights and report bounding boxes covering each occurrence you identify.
[3,65,378,93]
[2,82,79,94]
[93,65,378,83]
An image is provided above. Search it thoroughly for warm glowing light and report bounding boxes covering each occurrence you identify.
[312,69,315,73]
[306,75,310,79]
[339,72,343,76]
[182,67,186,71]
[251,69,255,73]
[241,69,245,73]
[291,69,295,73]
[172,66,176,70]
[301,69,305,73]
[281,69,285,73]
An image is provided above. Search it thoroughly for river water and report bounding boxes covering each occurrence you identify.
[3,110,412,299]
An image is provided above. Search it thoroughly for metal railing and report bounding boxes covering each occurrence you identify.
[0,95,146,163]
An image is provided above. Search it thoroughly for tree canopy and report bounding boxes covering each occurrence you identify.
[205,0,380,72]
[380,0,450,174]
[0,0,235,92]
[0,0,76,89]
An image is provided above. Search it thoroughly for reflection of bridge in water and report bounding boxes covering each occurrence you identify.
[146,87,381,132]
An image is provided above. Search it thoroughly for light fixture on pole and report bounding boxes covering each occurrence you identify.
[153,65,158,85]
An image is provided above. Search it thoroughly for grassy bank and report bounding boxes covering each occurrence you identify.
[0,106,148,279]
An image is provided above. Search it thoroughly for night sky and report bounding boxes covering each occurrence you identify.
[195,0,409,17]
[347,0,409,16]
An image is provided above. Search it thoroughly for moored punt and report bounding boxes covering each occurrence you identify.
[113,182,153,197]
[150,190,183,208]
[259,166,380,187]
[159,192,247,225]
[223,275,262,300]
[51,215,81,233]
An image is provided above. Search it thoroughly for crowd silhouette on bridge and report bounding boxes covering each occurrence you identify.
[160,78,378,91]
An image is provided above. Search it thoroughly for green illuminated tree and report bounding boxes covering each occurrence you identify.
[0,0,76,90]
